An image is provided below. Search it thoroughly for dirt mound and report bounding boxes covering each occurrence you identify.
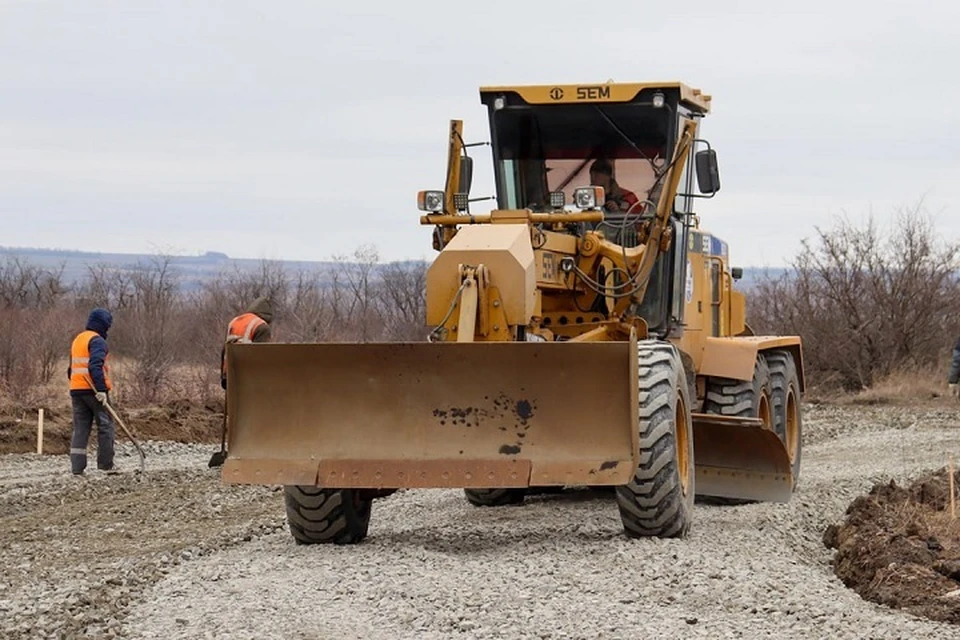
[824,469,960,624]
[128,399,223,444]
[0,399,223,455]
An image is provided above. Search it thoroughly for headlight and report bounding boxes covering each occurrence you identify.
[573,186,605,210]
[417,190,445,213]
[549,191,566,209]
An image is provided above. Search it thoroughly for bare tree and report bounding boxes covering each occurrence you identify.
[75,263,134,311]
[120,256,182,403]
[376,261,427,340]
[334,245,381,342]
[0,257,71,387]
[749,204,960,389]
[0,256,68,309]
[27,306,81,384]
[284,269,334,342]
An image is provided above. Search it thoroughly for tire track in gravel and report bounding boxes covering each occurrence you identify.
[0,447,286,639]
[120,409,960,640]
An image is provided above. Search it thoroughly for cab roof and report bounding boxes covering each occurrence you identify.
[478,81,712,114]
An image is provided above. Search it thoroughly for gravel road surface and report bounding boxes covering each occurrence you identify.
[2,404,960,639]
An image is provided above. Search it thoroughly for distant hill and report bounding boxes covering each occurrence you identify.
[0,245,785,292]
[0,246,343,291]
[736,266,790,290]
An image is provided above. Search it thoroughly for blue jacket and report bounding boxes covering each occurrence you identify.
[69,308,112,396]
[950,337,960,385]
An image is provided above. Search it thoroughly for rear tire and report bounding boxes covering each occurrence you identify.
[616,340,695,538]
[703,355,772,421]
[766,350,802,487]
[284,486,371,545]
[463,488,526,506]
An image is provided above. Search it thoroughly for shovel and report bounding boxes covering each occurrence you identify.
[82,375,147,475]
[208,406,228,468]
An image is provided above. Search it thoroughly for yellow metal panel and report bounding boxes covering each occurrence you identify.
[221,341,640,488]
[426,225,536,327]
[538,229,578,254]
[699,337,758,382]
[699,336,804,383]
[479,82,712,112]
[677,251,708,371]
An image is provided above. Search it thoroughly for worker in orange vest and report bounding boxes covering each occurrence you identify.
[67,307,115,476]
[210,296,273,468]
[219,296,273,390]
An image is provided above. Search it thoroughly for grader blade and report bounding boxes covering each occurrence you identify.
[691,413,794,502]
[221,341,639,489]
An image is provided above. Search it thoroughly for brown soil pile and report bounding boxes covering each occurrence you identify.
[824,469,960,624]
[0,399,223,455]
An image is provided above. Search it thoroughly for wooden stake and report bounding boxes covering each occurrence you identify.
[949,454,956,520]
[36,409,44,455]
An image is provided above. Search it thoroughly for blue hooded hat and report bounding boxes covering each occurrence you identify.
[86,307,113,338]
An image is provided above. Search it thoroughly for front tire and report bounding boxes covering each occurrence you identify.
[463,488,526,506]
[284,486,371,545]
[616,340,695,538]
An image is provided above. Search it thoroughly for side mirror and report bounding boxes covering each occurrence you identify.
[731,266,743,281]
[458,155,474,196]
[695,149,721,194]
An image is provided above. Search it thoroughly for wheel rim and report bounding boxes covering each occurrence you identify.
[675,394,691,497]
[758,392,772,430]
[785,388,799,463]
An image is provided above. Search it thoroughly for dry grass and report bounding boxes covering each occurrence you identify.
[0,357,221,413]
[807,366,955,406]
[0,357,225,455]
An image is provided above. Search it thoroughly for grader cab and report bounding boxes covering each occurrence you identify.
[222,81,804,545]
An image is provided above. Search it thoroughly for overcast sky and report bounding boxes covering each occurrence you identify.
[2,1,958,268]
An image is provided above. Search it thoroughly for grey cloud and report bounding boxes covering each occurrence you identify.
[1,0,958,264]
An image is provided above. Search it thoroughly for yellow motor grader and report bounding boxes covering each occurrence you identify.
[221,81,804,544]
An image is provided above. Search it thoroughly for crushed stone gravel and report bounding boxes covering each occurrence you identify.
[2,405,960,639]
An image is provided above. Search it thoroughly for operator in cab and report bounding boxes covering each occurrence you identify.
[589,159,640,214]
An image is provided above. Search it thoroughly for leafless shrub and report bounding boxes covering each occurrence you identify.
[749,203,960,390]
[0,244,433,409]
[75,263,134,310]
[121,256,182,403]
[0,256,68,309]
[333,244,380,342]
[377,261,427,340]
[284,269,334,342]
[0,258,72,388]
[27,306,82,384]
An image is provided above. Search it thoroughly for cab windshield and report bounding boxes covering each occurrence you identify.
[490,104,672,212]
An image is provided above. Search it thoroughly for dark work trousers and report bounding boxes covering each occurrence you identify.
[70,394,115,474]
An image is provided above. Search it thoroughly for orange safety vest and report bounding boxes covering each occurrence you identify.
[221,313,267,377]
[69,330,112,391]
